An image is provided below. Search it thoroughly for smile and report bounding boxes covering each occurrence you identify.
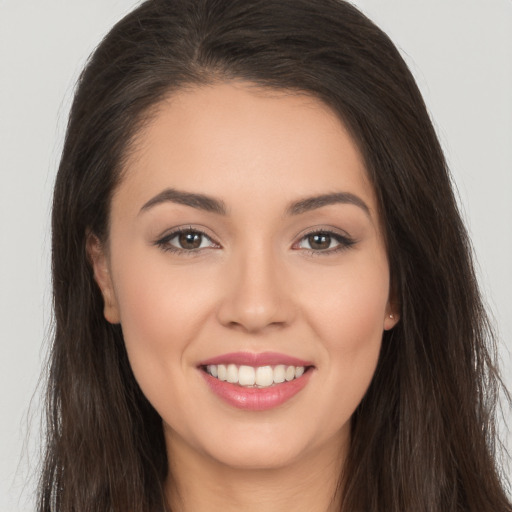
[198,352,314,411]
[204,364,305,388]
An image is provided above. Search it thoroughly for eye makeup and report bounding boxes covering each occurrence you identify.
[292,226,356,256]
[153,224,357,257]
[154,226,220,255]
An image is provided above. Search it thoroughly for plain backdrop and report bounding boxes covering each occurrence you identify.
[1,1,511,510]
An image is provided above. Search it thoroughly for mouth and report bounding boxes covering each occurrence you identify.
[198,352,315,411]
[201,363,310,388]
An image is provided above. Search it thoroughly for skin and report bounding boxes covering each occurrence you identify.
[88,81,399,512]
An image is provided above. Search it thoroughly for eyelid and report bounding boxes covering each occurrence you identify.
[153,224,356,256]
[154,225,221,255]
[292,225,356,254]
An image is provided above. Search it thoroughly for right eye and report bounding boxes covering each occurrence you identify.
[293,228,356,255]
[155,228,219,254]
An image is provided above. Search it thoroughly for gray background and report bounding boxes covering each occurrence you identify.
[1,1,511,510]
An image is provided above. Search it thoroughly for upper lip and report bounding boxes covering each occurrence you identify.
[198,351,313,367]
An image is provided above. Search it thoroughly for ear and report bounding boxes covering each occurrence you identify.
[383,288,400,331]
[384,307,400,331]
[86,231,120,324]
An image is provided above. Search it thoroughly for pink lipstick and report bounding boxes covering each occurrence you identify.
[199,351,312,368]
[198,351,314,411]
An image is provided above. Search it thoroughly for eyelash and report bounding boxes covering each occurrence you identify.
[154,226,356,256]
[154,226,218,256]
[294,228,356,255]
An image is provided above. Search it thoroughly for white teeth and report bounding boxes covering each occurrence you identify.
[273,365,286,383]
[205,363,307,387]
[226,364,238,383]
[217,364,227,381]
[255,366,274,387]
[238,365,256,386]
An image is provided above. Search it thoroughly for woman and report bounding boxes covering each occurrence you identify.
[39,0,511,511]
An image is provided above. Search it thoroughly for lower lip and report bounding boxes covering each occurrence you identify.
[200,369,313,411]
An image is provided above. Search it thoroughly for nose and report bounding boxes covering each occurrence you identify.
[216,246,296,334]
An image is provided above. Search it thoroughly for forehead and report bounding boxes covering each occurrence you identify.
[117,81,377,218]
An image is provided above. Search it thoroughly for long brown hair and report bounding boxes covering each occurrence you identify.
[40,0,511,510]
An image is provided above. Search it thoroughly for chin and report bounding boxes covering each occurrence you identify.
[206,436,308,471]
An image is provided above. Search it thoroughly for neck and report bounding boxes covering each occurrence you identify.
[164,431,347,512]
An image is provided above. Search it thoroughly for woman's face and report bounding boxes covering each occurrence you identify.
[89,82,398,471]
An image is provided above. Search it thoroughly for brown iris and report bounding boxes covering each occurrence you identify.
[179,232,203,249]
[308,233,332,250]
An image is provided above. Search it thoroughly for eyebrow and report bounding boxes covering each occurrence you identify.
[140,188,227,215]
[286,192,370,217]
[139,188,370,217]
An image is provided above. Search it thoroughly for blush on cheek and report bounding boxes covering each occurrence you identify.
[315,278,386,410]
[316,282,388,344]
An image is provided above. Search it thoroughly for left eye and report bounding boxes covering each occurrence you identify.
[297,232,352,252]
[158,229,216,251]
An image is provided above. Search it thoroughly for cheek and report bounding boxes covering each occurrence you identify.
[111,237,214,332]
[321,278,387,350]
[300,250,389,337]
[108,255,222,441]
[296,253,389,417]
[108,245,214,394]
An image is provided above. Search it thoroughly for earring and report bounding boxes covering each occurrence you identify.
[389,314,394,319]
